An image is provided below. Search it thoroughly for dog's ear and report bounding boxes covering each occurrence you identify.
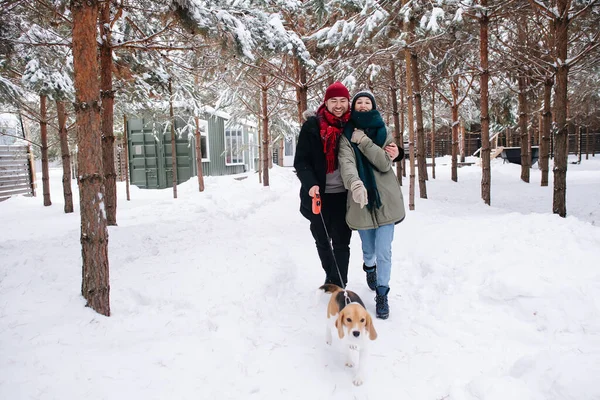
[366,313,377,340]
[336,311,346,339]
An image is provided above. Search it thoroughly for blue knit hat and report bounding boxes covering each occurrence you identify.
[351,90,377,110]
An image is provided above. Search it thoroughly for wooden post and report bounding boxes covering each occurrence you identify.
[123,115,130,201]
[577,126,582,164]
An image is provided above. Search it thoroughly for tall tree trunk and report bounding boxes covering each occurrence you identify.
[56,100,73,213]
[399,63,406,178]
[99,2,116,225]
[517,14,530,183]
[256,99,262,184]
[19,112,37,197]
[518,76,530,182]
[72,0,110,316]
[402,0,416,208]
[294,57,308,125]
[261,75,269,187]
[410,50,428,196]
[123,115,130,201]
[168,78,178,199]
[279,138,284,166]
[404,42,416,210]
[194,116,205,191]
[451,77,459,182]
[460,120,466,162]
[586,126,590,160]
[431,87,436,179]
[480,0,491,204]
[39,94,51,206]
[553,0,569,217]
[529,112,535,168]
[390,58,402,185]
[193,75,205,192]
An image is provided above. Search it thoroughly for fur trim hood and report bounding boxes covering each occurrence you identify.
[302,109,317,121]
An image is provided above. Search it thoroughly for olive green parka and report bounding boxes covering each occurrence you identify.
[338,133,406,230]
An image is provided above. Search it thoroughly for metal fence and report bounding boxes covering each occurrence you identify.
[0,145,35,201]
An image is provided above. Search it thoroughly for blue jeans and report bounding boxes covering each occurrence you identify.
[358,224,395,287]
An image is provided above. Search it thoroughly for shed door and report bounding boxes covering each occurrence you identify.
[128,129,161,189]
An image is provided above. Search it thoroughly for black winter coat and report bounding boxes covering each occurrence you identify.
[293,115,346,220]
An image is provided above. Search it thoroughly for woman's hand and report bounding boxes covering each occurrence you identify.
[351,129,366,144]
[309,185,320,197]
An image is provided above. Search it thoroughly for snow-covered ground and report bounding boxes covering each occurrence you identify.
[1,155,599,400]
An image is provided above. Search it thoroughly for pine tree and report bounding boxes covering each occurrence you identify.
[71,0,110,316]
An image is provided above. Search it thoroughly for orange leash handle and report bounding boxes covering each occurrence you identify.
[312,193,322,214]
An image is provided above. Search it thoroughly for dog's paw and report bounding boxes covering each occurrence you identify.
[353,375,364,386]
[345,361,354,368]
[326,339,332,345]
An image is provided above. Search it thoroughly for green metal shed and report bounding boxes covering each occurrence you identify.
[126,111,257,189]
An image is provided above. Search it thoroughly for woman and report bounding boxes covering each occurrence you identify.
[338,90,406,319]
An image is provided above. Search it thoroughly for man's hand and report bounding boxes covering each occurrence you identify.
[385,142,399,159]
[309,185,320,197]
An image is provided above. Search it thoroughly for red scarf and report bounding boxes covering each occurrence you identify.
[317,103,350,173]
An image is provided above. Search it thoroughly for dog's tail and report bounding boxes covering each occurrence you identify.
[319,283,344,294]
[313,283,343,307]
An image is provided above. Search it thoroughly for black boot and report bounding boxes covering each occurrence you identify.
[375,286,390,319]
[317,247,335,286]
[363,264,377,291]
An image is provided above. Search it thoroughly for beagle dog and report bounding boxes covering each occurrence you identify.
[319,283,377,386]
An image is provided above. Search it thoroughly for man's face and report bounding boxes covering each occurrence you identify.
[354,97,373,112]
[325,97,349,118]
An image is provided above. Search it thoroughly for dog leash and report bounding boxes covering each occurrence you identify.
[313,193,351,306]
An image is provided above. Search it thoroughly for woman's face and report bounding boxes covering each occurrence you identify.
[354,97,373,112]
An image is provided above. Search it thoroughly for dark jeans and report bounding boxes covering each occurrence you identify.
[309,192,352,287]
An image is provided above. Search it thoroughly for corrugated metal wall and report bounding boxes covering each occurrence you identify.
[0,145,35,201]
[200,115,245,177]
[126,112,252,189]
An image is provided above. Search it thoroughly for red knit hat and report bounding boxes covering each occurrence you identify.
[324,81,350,102]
